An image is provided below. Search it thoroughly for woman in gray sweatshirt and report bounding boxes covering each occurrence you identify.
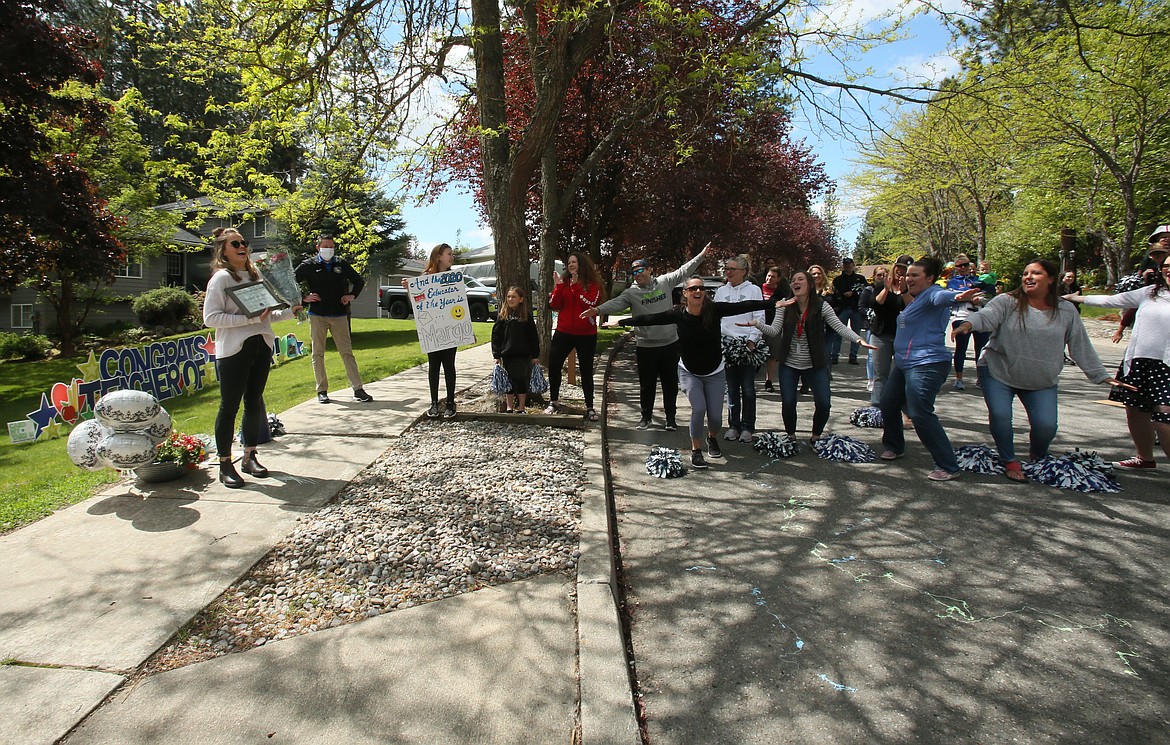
[952,259,1125,482]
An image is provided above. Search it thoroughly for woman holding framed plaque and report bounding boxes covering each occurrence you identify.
[203,227,301,488]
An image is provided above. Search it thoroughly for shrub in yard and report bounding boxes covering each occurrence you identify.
[0,332,53,360]
[132,287,198,327]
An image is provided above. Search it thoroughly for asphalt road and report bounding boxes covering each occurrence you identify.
[605,335,1170,744]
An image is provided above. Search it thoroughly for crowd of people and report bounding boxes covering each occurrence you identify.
[203,224,1170,486]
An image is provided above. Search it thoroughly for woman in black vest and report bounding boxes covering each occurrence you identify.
[742,270,875,443]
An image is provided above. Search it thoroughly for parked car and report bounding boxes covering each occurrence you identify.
[379,276,498,321]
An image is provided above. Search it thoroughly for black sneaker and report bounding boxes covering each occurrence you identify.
[317,392,331,404]
[763,380,775,393]
[664,418,677,431]
[707,436,721,459]
[426,402,441,418]
[354,389,373,403]
[691,450,709,469]
[443,401,457,419]
[636,418,651,430]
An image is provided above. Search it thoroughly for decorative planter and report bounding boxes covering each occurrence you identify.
[134,461,191,483]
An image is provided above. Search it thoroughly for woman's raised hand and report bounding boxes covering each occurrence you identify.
[776,297,797,308]
[954,288,984,303]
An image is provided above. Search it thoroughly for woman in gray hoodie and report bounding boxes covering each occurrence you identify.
[953,259,1127,482]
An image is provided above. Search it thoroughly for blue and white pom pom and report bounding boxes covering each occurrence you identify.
[955,444,1004,474]
[848,407,883,428]
[813,434,875,462]
[646,446,686,478]
[1024,450,1121,493]
[1114,272,1145,293]
[753,432,799,459]
[489,364,512,394]
[721,335,770,367]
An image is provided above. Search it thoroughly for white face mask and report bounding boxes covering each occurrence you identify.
[318,247,335,261]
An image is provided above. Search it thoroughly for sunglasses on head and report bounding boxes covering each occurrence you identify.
[229,239,249,249]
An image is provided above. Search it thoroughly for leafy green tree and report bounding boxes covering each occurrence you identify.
[0,0,125,355]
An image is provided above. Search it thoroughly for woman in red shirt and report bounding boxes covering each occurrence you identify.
[546,252,604,420]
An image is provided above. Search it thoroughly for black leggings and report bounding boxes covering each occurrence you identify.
[428,347,457,404]
[548,331,597,409]
[214,334,272,457]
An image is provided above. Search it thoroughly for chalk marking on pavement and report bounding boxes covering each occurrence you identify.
[812,520,1145,679]
[750,585,806,655]
[685,566,718,572]
[817,673,857,692]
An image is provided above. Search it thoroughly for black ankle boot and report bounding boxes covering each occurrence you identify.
[240,452,268,478]
[219,460,245,488]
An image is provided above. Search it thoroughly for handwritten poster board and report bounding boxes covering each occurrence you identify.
[407,271,476,355]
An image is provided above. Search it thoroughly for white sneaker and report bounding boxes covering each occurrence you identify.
[724,428,740,441]
[866,380,875,392]
[739,429,754,443]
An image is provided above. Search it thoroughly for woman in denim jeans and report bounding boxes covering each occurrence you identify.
[878,257,983,481]
[954,259,1125,482]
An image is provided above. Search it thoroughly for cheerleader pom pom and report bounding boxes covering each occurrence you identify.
[720,335,770,367]
[489,364,512,394]
[813,434,876,463]
[1024,451,1121,493]
[848,407,883,428]
[1114,272,1145,293]
[1063,448,1115,474]
[753,432,799,459]
[955,444,1004,474]
[646,446,687,479]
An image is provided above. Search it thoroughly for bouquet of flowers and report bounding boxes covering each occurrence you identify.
[254,249,307,320]
[153,432,210,470]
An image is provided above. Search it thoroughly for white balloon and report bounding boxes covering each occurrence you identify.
[96,432,159,469]
[66,419,114,471]
[94,390,161,432]
[139,408,172,444]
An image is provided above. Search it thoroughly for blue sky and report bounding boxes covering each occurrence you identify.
[397,3,959,257]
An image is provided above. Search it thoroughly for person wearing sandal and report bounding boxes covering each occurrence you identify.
[492,285,540,414]
[740,271,876,444]
[203,227,301,488]
[547,252,604,421]
[612,276,774,469]
[1065,236,1170,470]
[955,259,1127,483]
[878,256,984,482]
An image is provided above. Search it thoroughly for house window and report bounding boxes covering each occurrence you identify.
[115,258,143,278]
[254,215,273,237]
[12,304,33,329]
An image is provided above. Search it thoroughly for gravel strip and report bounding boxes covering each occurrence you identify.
[141,418,584,676]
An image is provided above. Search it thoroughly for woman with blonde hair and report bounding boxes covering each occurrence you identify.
[406,243,461,418]
[203,227,300,488]
[491,285,540,412]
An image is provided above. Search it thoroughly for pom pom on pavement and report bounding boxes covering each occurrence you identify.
[848,407,883,428]
[753,432,799,459]
[813,434,875,463]
[955,444,1004,474]
[646,446,686,479]
[1024,450,1121,493]
[721,335,770,367]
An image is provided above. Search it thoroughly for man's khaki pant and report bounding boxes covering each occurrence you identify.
[309,314,363,393]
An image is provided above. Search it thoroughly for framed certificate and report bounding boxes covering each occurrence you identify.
[224,279,290,318]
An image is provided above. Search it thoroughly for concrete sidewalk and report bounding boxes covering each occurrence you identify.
[0,341,638,744]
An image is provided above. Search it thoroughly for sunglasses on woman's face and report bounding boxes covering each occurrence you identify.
[685,286,705,293]
[229,239,249,249]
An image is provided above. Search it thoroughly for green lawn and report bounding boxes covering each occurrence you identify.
[0,319,491,534]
